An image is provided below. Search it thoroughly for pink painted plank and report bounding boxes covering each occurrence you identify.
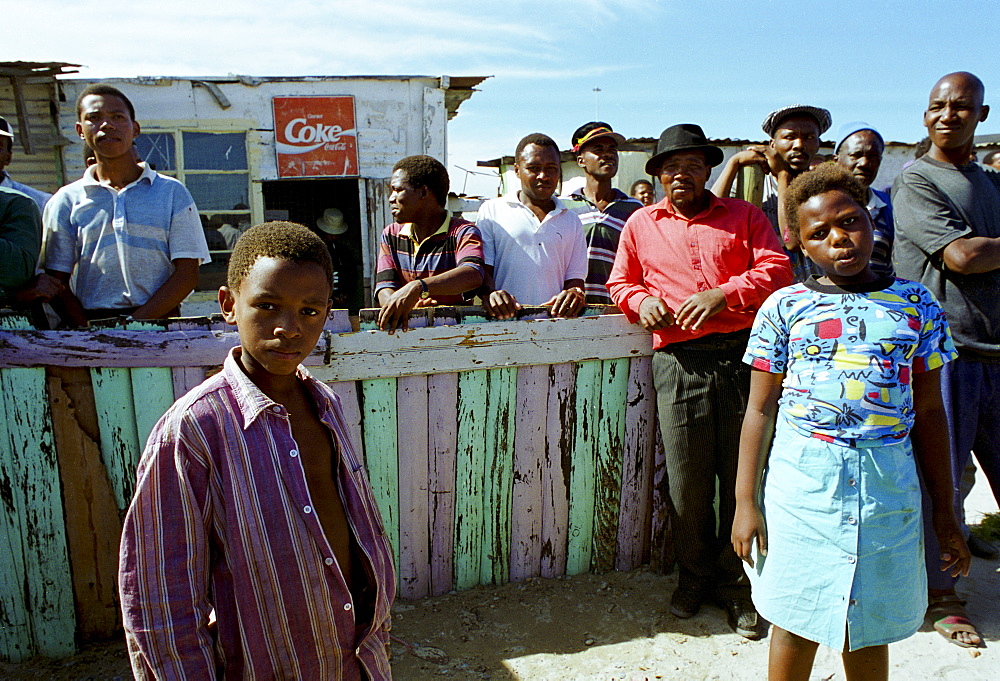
[540,362,575,578]
[396,375,430,599]
[509,365,548,582]
[615,356,656,570]
[328,382,365,467]
[649,424,674,574]
[427,372,458,595]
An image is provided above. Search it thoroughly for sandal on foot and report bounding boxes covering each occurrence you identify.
[927,594,983,648]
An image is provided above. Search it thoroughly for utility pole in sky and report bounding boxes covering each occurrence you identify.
[593,87,601,119]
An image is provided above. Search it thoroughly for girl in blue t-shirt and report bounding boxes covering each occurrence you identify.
[732,164,972,681]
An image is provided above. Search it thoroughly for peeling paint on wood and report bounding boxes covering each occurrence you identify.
[509,365,547,582]
[540,363,574,578]
[453,370,487,591]
[592,358,628,573]
[480,367,515,586]
[567,360,601,575]
[427,372,457,596]
[361,378,399,571]
[396,375,430,599]
[616,356,657,571]
[90,367,140,515]
[0,355,76,658]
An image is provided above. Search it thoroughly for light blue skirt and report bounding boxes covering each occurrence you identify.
[746,419,926,651]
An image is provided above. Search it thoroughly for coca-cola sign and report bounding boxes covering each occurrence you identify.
[273,96,359,177]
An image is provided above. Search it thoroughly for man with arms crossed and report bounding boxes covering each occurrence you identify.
[892,71,1000,650]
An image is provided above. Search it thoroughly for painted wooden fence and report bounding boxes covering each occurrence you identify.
[0,306,671,662]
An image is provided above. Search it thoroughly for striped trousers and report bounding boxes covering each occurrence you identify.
[653,330,752,600]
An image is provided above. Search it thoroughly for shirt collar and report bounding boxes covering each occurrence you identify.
[82,161,156,190]
[649,192,726,221]
[398,210,451,246]
[223,347,322,430]
[866,187,886,215]
[503,191,568,217]
[567,187,633,207]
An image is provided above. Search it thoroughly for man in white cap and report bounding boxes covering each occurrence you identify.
[712,104,832,281]
[834,122,894,277]
[314,207,359,310]
[0,116,52,212]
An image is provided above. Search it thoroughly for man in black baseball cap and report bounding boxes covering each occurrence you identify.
[608,124,792,638]
[561,122,642,305]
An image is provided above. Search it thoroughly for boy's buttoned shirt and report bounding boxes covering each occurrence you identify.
[120,349,396,680]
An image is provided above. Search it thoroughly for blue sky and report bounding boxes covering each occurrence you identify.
[10,0,1000,195]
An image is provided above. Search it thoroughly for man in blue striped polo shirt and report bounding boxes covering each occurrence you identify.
[38,84,209,326]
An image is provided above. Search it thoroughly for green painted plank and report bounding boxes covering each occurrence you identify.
[0,373,33,661]
[90,367,140,514]
[480,367,516,585]
[127,322,177,451]
[131,367,176,450]
[0,366,76,657]
[593,359,629,573]
[453,370,488,590]
[361,378,399,572]
[0,315,35,661]
[566,360,601,575]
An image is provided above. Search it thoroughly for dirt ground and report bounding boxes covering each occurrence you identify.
[2,485,997,680]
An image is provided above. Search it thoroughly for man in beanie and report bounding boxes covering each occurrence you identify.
[561,122,642,304]
[833,122,894,277]
[608,124,792,638]
[712,105,831,281]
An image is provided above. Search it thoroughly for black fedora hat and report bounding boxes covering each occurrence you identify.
[645,124,724,175]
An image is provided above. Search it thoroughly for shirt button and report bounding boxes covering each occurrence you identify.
[325,557,333,566]
[848,516,857,525]
[304,505,312,514]
[848,478,857,487]
[290,449,298,457]
[344,603,353,611]
[270,406,282,414]
[356,647,361,656]
[847,555,856,564]
[850,599,858,606]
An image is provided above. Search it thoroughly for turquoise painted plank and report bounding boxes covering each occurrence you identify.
[566,360,601,575]
[480,367,516,585]
[0,373,33,661]
[130,366,176,451]
[126,321,177,452]
[361,378,399,572]
[90,367,140,514]
[593,358,629,573]
[0,365,76,657]
[453,370,488,590]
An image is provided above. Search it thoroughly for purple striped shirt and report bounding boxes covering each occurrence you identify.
[120,349,396,680]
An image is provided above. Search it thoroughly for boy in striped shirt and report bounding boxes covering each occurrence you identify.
[120,222,396,680]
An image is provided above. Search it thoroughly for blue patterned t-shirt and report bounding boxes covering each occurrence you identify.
[744,277,957,445]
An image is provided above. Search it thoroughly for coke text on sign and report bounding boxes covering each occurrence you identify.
[273,96,359,177]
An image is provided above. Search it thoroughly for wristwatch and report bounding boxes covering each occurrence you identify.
[417,278,430,299]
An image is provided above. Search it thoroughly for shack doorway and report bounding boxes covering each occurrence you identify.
[262,178,365,312]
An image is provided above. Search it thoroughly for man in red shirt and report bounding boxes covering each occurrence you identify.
[608,124,792,639]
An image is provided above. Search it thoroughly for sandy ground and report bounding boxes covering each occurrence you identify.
[2,480,997,680]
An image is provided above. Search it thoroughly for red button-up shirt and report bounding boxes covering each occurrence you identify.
[120,349,396,680]
[607,194,792,350]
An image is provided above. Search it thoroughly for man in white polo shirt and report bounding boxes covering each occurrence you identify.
[476,132,588,319]
[38,84,209,326]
